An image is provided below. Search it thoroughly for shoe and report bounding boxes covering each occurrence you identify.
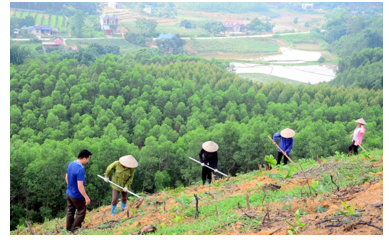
[120,202,126,212]
[111,204,117,216]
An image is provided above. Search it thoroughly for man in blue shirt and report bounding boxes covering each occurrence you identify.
[273,128,295,166]
[65,149,92,233]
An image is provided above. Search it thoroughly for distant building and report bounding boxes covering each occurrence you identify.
[351,10,365,16]
[13,28,19,35]
[159,33,176,39]
[41,37,77,51]
[222,21,245,32]
[99,14,120,35]
[302,3,314,10]
[108,2,120,9]
[143,7,154,15]
[22,25,59,37]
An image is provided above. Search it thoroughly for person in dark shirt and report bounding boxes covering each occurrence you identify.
[199,141,219,185]
[273,128,295,166]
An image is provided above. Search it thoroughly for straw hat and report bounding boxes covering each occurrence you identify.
[280,128,295,138]
[202,141,219,153]
[355,118,367,125]
[119,155,138,168]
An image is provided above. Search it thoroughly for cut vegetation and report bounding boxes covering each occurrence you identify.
[12,150,383,235]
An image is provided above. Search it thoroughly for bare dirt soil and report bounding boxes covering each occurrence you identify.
[28,159,383,235]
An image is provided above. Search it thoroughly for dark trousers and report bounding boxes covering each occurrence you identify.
[66,195,87,232]
[202,166,212,185]
[111,188,128,206]
[348,142,359,155]
[277,152,288,165]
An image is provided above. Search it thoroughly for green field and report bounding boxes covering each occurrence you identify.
[66,39,143,54]
[11,10,66,32]
[185,37,279,55]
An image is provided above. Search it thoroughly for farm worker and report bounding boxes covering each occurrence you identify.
[273,128,295,165]
[199,141,219,185]
[65,149,93,233]
[348,118,366,155]
[104,155,138,216]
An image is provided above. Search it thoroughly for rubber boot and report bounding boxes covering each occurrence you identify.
[111,204,117,216]
[120,202,126,212]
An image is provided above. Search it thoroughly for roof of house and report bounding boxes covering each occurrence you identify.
[222,21,245,26]
[42,37,64,46]
[159,33,175,39]
[66,46,78,50]
[100,14,118,19]
[23,25,59,32]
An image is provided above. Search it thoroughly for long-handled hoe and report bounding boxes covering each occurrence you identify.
[97,174,143,199]
[267,135,313,195]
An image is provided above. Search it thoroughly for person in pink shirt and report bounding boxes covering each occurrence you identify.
[348,118,366,155]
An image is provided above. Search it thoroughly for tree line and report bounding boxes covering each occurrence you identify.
[321,7,383,90]
[10,50,383,230]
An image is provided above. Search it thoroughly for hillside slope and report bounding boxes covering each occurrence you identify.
[12,150,383,235]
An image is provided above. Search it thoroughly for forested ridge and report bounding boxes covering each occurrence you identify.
[322,9,383,90]
[10,51,383,230]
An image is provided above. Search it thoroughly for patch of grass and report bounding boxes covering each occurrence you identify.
[185,38,279,55]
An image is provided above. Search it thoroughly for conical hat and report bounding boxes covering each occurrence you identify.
[202,141,219,152]
[119,155,138,168]
[355,118,367,125]
[280,128,295,138]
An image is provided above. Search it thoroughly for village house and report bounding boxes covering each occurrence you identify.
[143,7,154,15]
[108,2,120,9]
[22,25,59,37]
[222,21,245,32]
[99,14,120,35]
[41,37,77,51]
[302,3,314,10]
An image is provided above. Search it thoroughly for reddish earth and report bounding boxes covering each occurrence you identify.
[26,158,383,235]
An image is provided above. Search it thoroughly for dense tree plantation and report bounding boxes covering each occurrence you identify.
[321,8,383,90]
[10,50,383,230]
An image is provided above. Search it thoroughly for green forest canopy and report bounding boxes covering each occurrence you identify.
[9,3,383,231]
[10,51,383,230]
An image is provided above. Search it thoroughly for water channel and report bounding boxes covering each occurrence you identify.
[232,47,337,84]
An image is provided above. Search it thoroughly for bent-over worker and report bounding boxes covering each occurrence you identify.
[273,128,295,166]
[199,141,219,185]
[104,155,138,216]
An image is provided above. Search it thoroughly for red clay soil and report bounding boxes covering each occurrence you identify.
[29,160,383,235]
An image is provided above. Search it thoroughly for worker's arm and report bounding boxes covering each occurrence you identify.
[65,173,68,184]
[273,133,281,144]
[124,169,135,191]
[104,161,118,178]
[77,181,91,205]
[199,148,205,163]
